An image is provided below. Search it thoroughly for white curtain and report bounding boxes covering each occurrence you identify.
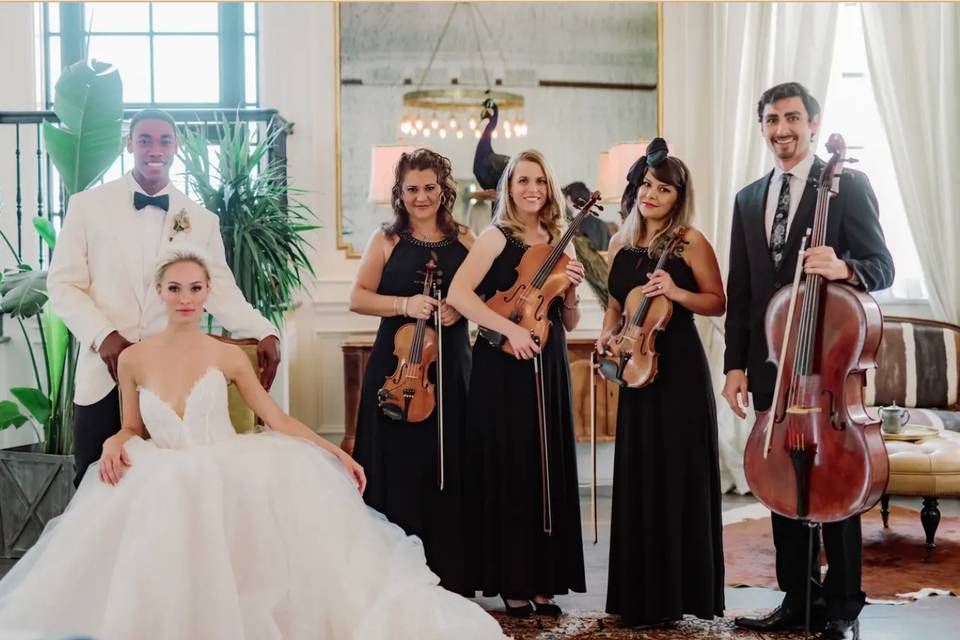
[662,3,838,492]
[862,3,960,324]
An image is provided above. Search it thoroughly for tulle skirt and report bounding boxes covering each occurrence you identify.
[0,432,506,640]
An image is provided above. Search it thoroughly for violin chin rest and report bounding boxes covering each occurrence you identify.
[597,359,627,387]
[380,402,405,421]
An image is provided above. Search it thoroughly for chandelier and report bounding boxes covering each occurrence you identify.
[398,3,529,142]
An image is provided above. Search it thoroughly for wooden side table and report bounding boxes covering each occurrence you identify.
[339,335,618,453]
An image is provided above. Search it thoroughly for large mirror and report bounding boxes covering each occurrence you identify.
[336,2,661,257]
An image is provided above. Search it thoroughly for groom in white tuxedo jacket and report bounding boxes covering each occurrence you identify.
[48,109,281,486]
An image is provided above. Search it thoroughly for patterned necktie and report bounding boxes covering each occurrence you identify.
[769,173,791,269]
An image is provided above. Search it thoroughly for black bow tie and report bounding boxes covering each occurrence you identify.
[134,192,169,212]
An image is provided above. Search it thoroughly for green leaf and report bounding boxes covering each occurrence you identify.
[42,309,70,408]
[33,217,58,250]
[43,59,124,195]
[0,269,48,318]
[10,387,51,425]
[0,401,29,430]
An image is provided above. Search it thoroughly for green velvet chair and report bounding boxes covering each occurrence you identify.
[212,335,261,434]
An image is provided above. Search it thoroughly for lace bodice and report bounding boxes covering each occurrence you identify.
[138,367,239,449]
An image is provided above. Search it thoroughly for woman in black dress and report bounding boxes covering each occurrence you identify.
[597,138,726,628]
[349,148,475,595]
[449,150,586,618]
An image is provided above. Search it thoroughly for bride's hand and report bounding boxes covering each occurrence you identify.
[337,451,367,494]
[100,434,132,486]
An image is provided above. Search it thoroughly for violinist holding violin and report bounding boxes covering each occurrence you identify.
[596,139,727,629]
[349,148,476,595]
[448,150,586,618]
[724,83,894,640]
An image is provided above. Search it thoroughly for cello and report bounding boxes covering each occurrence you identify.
[598,227,687,388]
[477,191,602,355]
[743,133,887,525]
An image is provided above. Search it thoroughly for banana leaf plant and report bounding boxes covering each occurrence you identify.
[178,114,318,329]
[0,59,122,454]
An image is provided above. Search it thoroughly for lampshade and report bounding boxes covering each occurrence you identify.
[369,144,417,204]
[596,152,613,202]
[596,141,646,204]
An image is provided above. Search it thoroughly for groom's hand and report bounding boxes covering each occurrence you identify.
[99,331,134,382]
[257,335,281,390]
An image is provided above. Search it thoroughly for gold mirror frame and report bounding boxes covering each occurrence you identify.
[334,2,664,259]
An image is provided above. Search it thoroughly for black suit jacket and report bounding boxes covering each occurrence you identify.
[723,157,895,396]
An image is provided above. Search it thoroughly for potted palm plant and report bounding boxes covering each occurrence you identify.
[0,59,123,557]
[177,115,318,331]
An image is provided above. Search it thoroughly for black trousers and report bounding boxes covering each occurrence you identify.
[753,392,866,620]
[72,385,121,487]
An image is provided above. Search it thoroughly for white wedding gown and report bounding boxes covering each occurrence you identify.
[0,368,507,640]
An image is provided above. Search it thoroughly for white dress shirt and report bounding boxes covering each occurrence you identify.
[764,151,816,245]
[92,174,174,350]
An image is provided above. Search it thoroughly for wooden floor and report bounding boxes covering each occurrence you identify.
[3,494,958,638]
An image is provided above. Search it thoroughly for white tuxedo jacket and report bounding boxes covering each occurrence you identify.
[48,174,277,405]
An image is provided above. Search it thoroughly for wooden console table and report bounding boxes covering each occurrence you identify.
[340,335,618,454]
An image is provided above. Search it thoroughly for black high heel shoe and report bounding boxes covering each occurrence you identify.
[501,597,534,618]
[533,600,562,617]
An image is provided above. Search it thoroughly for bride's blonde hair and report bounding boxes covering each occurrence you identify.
[154,246,212,287]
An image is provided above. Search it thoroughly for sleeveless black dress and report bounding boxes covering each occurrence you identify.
[604,244,725,625]
[465,226,586,599]
[352,231,472,595]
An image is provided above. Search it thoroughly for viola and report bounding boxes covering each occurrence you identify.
[743,133,887,524]
[478,191,602,355]
[598,227,687,388]
[377,253,441,424]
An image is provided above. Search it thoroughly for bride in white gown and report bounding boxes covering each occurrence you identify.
[0,247,507,640]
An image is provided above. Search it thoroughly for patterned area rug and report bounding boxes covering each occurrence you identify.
[491,610,810,639]
[724,505,960,600]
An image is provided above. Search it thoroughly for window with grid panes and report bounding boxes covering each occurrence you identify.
[42,2,261,191]
[43,2,259,109]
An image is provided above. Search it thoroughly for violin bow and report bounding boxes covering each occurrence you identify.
[590,349,598,544]
[433,276,445,491]
[763,230,811,457]
[532,335,553,535]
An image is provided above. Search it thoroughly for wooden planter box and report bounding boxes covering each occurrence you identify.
[0,449,74,558]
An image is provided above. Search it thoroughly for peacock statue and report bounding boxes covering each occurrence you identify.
[472,98,510,190]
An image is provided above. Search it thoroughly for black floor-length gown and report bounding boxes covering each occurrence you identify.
[604,244,725,625]
[353,231,472,595]
[465,225,586,599]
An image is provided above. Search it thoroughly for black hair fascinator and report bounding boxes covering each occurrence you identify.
[625,137,670,187]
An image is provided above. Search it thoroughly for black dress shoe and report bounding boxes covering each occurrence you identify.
[734,604,806,631]
[501,597,534,618]
[819,619,859,640]
[533,601,562,617]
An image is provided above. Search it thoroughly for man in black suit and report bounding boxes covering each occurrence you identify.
[722,82,894,640]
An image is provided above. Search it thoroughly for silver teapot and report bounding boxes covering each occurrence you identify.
[880,402,910,435]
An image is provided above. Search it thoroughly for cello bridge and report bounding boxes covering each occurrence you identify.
[785,405,822,415]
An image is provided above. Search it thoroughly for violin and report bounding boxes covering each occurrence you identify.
[598,227,687,388]
[478,191,602,355]
[743,133,887,524]
[377,253,441,424]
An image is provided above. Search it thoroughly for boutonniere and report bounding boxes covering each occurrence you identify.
[169,208,191,241]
